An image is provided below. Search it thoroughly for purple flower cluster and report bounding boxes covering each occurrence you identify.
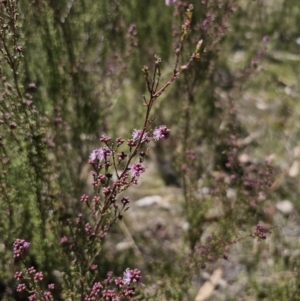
[130,163,146,178]
[60,236,68,243]
[80,194,89,202]
[132,129,149,142]
[27,266,36,274]
[13,239,30,258]
[153,125,170,141]
[85,282,103,301]
[89,147,112,162]
[89,125,170,168]
[48,283,55,290]
[43,292,53,300]
[16,283,26,292]
[123,268,142,285]
[165,0,176,5]
[102,289,119,300]
[84,268,142,301]
[34,271,43,281]
[28,292,53,301]
[14,271,22,280]
[28,294,36,301]
[254,224,268,240]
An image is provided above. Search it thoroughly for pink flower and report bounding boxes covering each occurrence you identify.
[123,268,142,285]
[153,125,170,141]
[165,0,176,5]
[123,268,132,285]
[130,163,146,178]
[48,283,55,290]
[60,236,68,243]
[89,147,111,162]
[43,292,52,300]
[14,271,22,280]
[132,129,149,142]
[17,283,26,292]
[27,267,36,274]
[13,239,30,258]
[34,272,43,281]
[28,294,36,301]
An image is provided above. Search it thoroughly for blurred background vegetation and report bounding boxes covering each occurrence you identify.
[0,0,300,300]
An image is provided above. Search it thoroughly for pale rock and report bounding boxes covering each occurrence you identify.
[266,153,276,163]
[181,222,189,231]
[285,86,293,96]
[239,153,251,163]
[276,200,294,215]
[116,241,134,251]
[256,100,268,110]
[294,146,300,158]
[226,188,236,199]
[289,161,299,177]
[135,195,163,207]
[201,187,210,195]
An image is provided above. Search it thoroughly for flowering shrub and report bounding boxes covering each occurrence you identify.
[8,2,205,299]
[0,0,299,300]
